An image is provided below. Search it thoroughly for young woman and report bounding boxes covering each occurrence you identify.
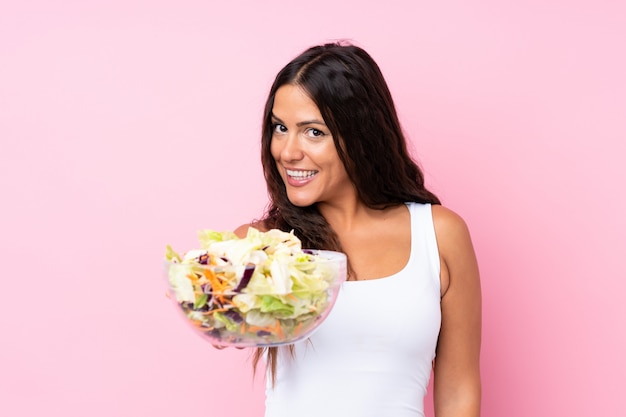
[234,42,481,417]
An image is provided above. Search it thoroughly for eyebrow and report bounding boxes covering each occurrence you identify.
[271,113,327,127]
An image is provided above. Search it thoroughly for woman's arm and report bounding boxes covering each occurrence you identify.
[233,221,268,238]
[432,205,482,417]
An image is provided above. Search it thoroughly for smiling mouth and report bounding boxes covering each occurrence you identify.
[286,169,318,179]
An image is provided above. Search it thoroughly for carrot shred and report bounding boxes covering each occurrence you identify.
[273,320,284,338]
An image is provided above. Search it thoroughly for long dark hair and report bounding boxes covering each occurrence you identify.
[253,41,440,382]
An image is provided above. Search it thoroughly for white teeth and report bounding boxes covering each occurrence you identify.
[286,169,317,179]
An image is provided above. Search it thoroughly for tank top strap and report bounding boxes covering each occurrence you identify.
[406,202,441,291]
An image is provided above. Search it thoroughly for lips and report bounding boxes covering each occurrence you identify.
[285,169,318,186]
[286,169,317,179]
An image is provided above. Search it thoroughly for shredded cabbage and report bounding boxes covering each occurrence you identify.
[165,227,344,346]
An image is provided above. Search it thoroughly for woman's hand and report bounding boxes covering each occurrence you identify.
[212,344,246,350]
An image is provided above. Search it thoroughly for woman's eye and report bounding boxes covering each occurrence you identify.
[305,128,325,138]
[272,123,287,134]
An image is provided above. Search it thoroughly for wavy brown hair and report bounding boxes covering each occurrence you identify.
[252,42,440,384]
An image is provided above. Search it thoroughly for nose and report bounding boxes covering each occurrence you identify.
[279,133,304,162]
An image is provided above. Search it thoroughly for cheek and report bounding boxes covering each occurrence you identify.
[269,140,281,161]
[319,147,345,172]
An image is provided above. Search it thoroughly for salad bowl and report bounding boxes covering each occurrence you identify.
[164,229,347,347]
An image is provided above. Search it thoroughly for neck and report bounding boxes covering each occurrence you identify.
[317,198,376,234]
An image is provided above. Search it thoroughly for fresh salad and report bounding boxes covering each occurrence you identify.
[165,227,345,346]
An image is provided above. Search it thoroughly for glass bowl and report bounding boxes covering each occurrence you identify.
[164,250,347,347]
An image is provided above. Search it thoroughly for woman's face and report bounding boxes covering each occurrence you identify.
[270,84,354,207]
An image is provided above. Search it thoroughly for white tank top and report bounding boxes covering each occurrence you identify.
[264,203,441,417]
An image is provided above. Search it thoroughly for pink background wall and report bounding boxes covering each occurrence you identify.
[1,1,624,416]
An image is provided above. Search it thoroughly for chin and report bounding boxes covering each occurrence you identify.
[286,192,318,208]
[288,199,316,208]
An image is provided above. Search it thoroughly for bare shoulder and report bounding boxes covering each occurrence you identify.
[430,204,479,296]
[431,204,472,245]
[233,221,269,238]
